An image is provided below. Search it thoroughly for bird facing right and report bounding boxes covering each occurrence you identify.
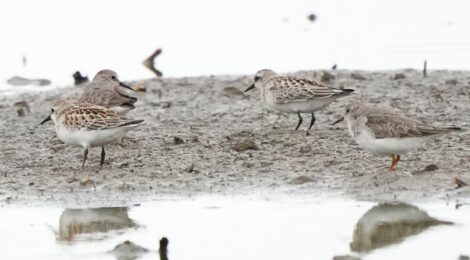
[79,69,137,115]
[333,103,461,171]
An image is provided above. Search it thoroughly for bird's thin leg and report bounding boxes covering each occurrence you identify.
[81,148,88,170]
[295,112,303,131]
[307,112,316,131]
[100,146,106,169]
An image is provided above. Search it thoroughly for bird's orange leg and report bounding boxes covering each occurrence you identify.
[389,154,401,171]
[388,155,397,172]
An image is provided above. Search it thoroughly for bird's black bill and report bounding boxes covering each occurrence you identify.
[119,81,134,91]
[40,115,52,125]
[332,117,344,125]
[245,84,255,92]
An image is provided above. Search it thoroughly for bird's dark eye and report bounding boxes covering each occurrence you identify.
[51,108,55,112]
[254,76,261,82]
[111,76,117,80]
[346,109,350,113]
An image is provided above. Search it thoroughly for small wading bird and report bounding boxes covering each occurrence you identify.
[245,69,354,131]
[333,103,461,171]
[79,70,137,115]
[40,99,143,170]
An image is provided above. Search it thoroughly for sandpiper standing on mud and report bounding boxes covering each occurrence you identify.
[40,99,144,170]
[333,103,461,171]
[245,69,354,131]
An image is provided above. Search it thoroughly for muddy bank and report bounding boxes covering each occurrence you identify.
[0,69,469,207]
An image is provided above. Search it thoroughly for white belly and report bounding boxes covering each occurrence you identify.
[266,97,335,113]
[354,130,432,155]
[110,106,132,115]
[56,125,135,148]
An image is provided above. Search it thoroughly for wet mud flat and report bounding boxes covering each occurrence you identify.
[0,69,469,206]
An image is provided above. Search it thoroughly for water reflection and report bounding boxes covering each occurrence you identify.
[58,207,135,241]
[350,202,452,252]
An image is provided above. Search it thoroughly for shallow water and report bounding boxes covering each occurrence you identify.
[0,197,469,260]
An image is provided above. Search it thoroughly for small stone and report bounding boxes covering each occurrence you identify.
[231,139,259,152]
[173,136,184,145]
[454,177,468,189]
[14,101,30,117]
[222,86,243,97]
[79,177,94,186]
[132,85,146,92]
[299,144,311,153]
[445,79,458,85]
[351,73,366,80]
[185,163,195,173]
[423,164,438,172]
[393,73,406,80]
[459,255,470,260]
[289,175,314,185]
[321,71,335,82]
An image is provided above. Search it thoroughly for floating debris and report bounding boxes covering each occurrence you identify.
[331,64,337,70]
[307,13,317,22]
[143,48,163,77]
[13,101,30,117]
[159,237,169,260]
[7,76,51,86]
[73,71,89,85]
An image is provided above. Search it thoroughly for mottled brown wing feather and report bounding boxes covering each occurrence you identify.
[365,113,454,139]
[80,85,136,108]
[271,76,343,103]
[63,105,135,130]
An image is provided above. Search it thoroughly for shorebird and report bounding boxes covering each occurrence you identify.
[79,70,137,115]
[40,99,144,170]
[333,103,461,171]
[245,69,354,131]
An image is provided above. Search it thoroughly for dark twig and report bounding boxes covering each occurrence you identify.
[423,60,427,77]
[143,48,163,77]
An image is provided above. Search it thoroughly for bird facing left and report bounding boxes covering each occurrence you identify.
[40,99,144,170]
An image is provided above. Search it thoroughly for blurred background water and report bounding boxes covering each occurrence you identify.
[1,0,470,94]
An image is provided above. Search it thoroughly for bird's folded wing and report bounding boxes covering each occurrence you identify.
[365,113,453,139]
[80,87,135,108]
[64,106,134,130]
[272,77,344,103]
